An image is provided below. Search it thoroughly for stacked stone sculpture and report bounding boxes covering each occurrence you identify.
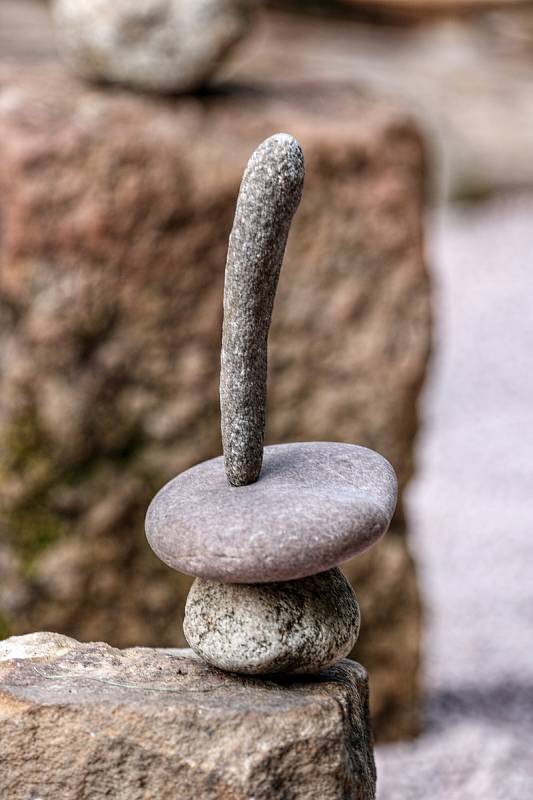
[146,133,398,675]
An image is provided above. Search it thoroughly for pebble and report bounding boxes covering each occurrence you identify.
[52,0,254,94]
[183,567,360,675]
[221,133,305,487]
[145,441,397,583]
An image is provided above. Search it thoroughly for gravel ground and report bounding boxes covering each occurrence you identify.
[376,196,533,799]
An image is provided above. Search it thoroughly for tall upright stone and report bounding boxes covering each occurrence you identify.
[220,133,305,486]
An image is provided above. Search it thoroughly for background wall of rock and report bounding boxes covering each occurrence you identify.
[0,66,430,740]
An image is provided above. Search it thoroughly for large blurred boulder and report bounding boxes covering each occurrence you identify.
[0,65,430,740]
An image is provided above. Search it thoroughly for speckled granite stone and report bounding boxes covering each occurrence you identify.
[146,441,397,583]
[52,0,255,94]
[184,567,360,674]
[220,133,305,486]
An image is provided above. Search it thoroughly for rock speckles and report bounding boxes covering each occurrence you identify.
[146,133,397,678]
[184,568,360,674]
[52,0,254,94]
[221,133,304,486]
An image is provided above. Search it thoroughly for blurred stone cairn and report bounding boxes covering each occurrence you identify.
[52,0,255,94]
[146,133,398,675]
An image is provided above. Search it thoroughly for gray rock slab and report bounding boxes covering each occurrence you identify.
[184,567,360,675]
[0,632,376,800]
[146,441,397,583]
[51,0,254,94]
[221,133,305,486]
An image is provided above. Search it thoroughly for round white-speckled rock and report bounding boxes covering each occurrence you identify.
[146,442,397,583]
[52,0,255,94]
[183,567,360,675]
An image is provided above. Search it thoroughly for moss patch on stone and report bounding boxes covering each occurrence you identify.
[8,505,70,575]
[0,407,70,573]
[0,406,58,493]
[0,403,151,576]
[0,614,11,641]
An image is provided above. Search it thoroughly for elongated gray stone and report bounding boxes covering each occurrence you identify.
[145,441,397,583]
[184,567,361,675]
[220,133,304,487]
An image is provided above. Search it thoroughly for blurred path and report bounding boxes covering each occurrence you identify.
[376,196,533,799]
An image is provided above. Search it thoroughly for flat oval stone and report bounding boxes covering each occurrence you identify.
[183,568,360,675]
[146,442,397,583]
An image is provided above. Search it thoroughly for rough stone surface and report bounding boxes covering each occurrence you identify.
[0,43,430,739]
[0,630,76,662]
[147,442,397,582]
[221,133,304,486]
[0,633,376,800]
[51,0,255,94]
[184,567,361,674]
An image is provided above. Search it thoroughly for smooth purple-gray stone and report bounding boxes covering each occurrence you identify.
[220,133,305,488]
[145,442,397,583]
[183,567,360,675]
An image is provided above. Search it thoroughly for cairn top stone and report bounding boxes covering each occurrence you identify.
[146,441,397,583]
[221,132,305,486]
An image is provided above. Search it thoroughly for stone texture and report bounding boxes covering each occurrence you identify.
[0,54,430,740]
[51,0,255,94]
[184,567,361,674]
[0,630,77,661]
[147,442,397,582]
[0,633,376,800]
[221,133,304,486]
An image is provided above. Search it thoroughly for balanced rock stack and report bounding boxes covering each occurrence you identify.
[146,134,398,675]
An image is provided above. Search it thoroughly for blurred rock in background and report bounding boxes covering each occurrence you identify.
[254,0,533,197]
[51,0,256,93]
[0,0,431,742]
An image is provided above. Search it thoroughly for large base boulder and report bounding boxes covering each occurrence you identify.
[0,58,430,740]
[0,633,376,799]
